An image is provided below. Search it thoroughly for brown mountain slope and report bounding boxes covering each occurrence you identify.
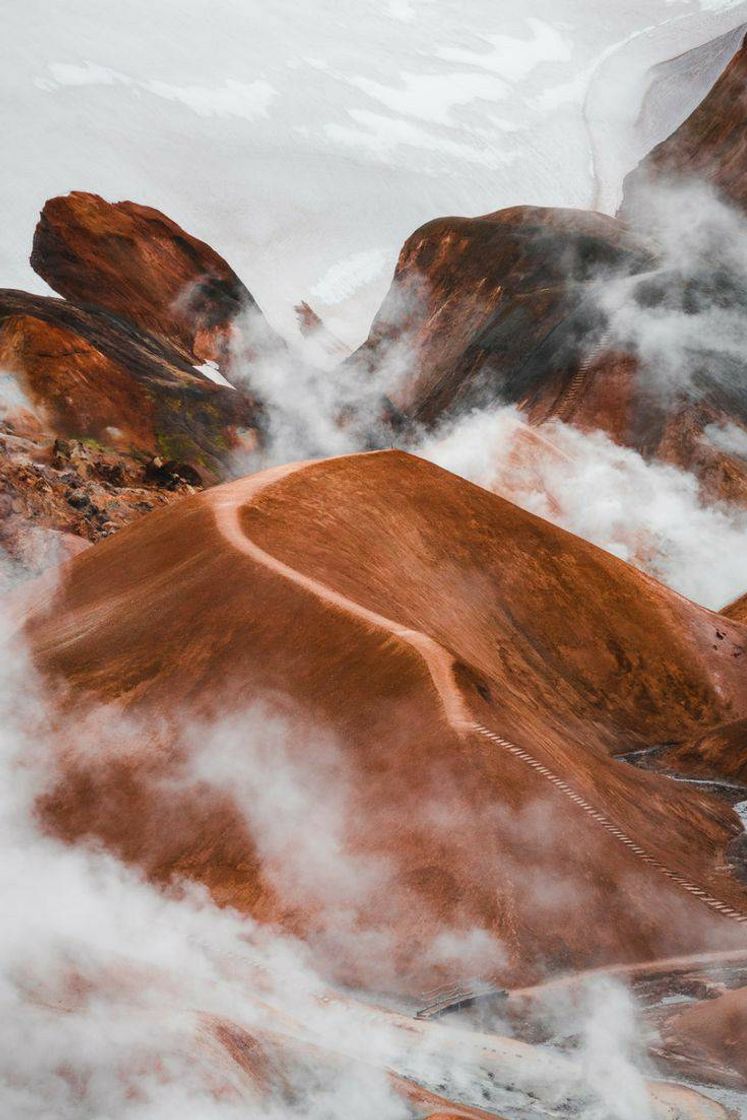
[31,191,283,370]
[662,718,747,785]
[0,289,261,580]
[723,591,747,623]
[352,205,650,427]
[353,205,747,506]
[0,289,256,469]
[621,33,747,217]
[22,451,747,994]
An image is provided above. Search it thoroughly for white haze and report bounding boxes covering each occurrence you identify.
[421,407,747,610]
[4,3,747,1115]
[0,612,678,1120]
[598,179,747,400]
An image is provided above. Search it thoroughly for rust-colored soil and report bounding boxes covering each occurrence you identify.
[621,33,747,216]
[22,451,747,995]
[661,985,747,1086]
[31,191,281,367]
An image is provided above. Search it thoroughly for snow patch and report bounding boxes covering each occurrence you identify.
[734,801,747,830]
[435,18,572,80]
[195,361,236,389]
[311,248,391,305]
[144,78,278,121]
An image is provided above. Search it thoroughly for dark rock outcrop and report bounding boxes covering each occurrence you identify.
[0,288,257,470]
[352,206,652,427]
[31,191,283,371]
[0,286,258,583]
[353,204,747,505]
[23,451,747,994]
[621,33,747,217]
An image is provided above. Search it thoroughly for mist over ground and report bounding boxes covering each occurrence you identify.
[4,2,747,1118]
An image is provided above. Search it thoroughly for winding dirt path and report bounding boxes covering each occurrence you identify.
[544,352,594,423]
[208,458,471,730]
[207,456,747,970]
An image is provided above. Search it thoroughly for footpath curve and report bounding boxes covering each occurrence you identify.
[207,460,747,953]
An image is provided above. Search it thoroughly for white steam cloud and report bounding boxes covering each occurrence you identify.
[420,406,747,609]
[599,179,747,402]
[218,178,747,613]
[0,610,698,1119]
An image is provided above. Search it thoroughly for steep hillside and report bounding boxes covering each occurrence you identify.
[621,33,747,216]
[31,191,283,371]
[23,451,747,996]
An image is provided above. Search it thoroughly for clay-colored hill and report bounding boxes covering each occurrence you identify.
[621,33,747,217]
[661,985,747,1087]
[31,191,282,369]
[723,591,747,624]
[22,451,747,996]
[353,205,747,506]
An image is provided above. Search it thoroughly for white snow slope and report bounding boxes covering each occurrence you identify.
[2,0,746,344]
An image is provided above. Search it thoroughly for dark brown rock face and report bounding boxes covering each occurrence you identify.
[353,202,747,505]
[621,33,747,217]
[31,191,283,369]
[352,206,652,427]
[0,289,258,471]
[0,284,261,581]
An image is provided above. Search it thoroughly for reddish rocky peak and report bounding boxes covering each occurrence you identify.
[350,34,747,507]
[352,205,651,427]
[30,191,282,369]
[0,288,261,581]
[23,451,747,993]
[621,33,747,217]
[0,289,257,472]
[354,194,747,506]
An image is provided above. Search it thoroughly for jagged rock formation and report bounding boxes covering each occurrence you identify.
[0,431,186,588]
[352,206,651,426]
[0,289,255,464]
[351,32,747,507]
[0,197,273,580]
[621,32,747,217]
[660,985,747,1087]
[31,191,283,370]
[23,451,747,996]
[353,201,747,506]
